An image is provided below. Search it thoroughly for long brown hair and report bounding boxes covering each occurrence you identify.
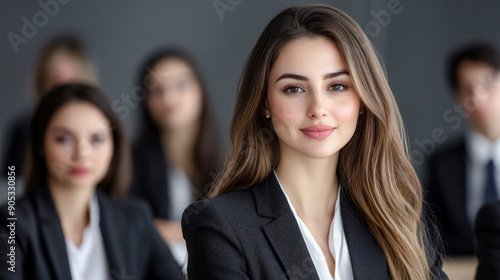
[210,4,430,280]
[25,84,130,197]
[137,48,219,198]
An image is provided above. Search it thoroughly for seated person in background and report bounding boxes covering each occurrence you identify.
[1,35,98,182]
[475,200,500,280]
[130,49,219,265]
[426,43,500,256]
[0,84,182,280]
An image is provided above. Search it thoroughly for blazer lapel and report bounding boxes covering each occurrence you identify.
[443,139,469,229]
[34,187,73,280]
[253,173,320,280]
[340,194,391,279]
[97,190,126,275]
[147,136,171,219]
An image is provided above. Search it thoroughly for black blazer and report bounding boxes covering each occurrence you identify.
[0,185,183,280]
[182,172,447,280]
[130,136,175,220]
[475,200,500,280]
[425,137,475,255]
[1,113,30,177]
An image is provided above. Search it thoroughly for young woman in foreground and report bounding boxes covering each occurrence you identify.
[182,4,447,280]
[0,84,182,280]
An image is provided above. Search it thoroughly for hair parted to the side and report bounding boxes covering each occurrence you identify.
[209,4,431,280]
[24,84,131,197]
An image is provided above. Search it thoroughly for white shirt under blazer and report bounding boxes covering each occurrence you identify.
[274,170,354,280]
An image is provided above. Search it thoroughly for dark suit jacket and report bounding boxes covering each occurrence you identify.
[1,113,30,177]
[475,200,500,280]
[130,136,175,220]
[425,138,475,255]
[182,172,447,280]
[0,185,183,280]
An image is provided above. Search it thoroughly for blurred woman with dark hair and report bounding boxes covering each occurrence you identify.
[130,48,219,265]
[0,84,182,280]
[2,35,98,182]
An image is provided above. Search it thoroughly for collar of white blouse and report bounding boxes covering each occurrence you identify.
[64,194,109,280]
[273,170,354,280]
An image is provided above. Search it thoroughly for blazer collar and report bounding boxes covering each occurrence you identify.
[442,138,469,228]
[252,172,320,280]
[252,171,290,218]
[33,185,73,280]
[142,135,171,219]
[251,172,391,280]
[95,189,126,275]
[33,186,127,279]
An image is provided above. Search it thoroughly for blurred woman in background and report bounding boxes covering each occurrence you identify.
[130,49,219,265]
[0,84,182,280]
[1,35,97,182]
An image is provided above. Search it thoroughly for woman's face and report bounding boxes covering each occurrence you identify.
[44,101,114,189]
[267,36,361,159]
[146,58,203,131]
[43,52,92,95]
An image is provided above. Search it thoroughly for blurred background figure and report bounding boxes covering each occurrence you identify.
[0,84,182,280]
[1,35,98,194]
[130,48,219,267]
[474,200,500,280]
[425,43,500,256]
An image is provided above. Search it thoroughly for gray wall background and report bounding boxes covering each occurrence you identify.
[1,0,500,181]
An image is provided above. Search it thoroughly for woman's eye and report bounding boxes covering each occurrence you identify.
[283,86,303,94]
[55,136,70,144]
[329,83,348,92]
[90,135,104,145]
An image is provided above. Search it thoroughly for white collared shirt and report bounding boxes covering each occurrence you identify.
[65,194,109,280]
[166,165,193,270]
[466,129,500,223]
[274,170,354,280]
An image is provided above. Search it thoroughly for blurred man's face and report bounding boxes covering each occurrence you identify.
[456,60,500,138]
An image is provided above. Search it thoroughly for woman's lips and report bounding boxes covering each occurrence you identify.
[300,125,335,140]
[71,167,89,175]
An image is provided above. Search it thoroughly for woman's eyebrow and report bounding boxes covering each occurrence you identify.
[275,70,349,84]
[50,126,73,134]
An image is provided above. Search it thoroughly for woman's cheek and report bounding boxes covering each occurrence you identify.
[271,102,301,135]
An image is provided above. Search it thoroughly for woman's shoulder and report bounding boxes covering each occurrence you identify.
[1,190,47,220]
[477,200,500,217]
[181,187,258,234]
[476,200,500,228]
[185,188,255,217]
[0,190,49,240]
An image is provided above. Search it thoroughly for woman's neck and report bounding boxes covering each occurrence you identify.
[275,145,339,220]
[161,122,199,168]
[48,178,94,240]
